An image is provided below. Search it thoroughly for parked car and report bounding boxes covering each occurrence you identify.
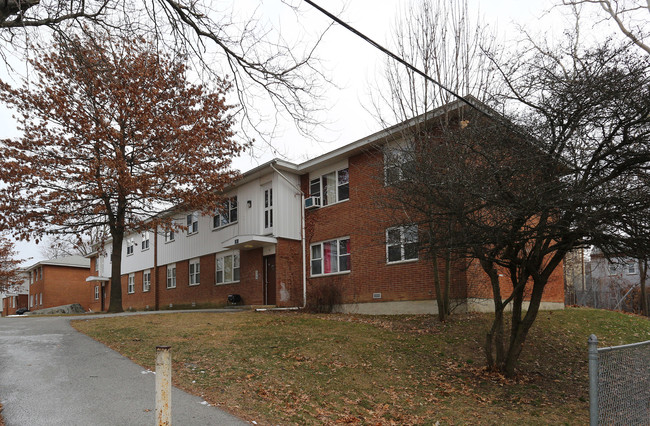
[15,308,29,315]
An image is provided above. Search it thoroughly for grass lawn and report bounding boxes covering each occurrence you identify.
[71,307,650,425]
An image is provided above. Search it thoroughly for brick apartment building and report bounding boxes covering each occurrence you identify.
[1,270,29,316]
[23,256,92,312]
[88,100,565,314]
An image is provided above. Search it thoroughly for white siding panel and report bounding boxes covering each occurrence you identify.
[273,171,302,240]
[121,231,155,274]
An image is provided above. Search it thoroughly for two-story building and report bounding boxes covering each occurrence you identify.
[88,100,565,314]
[1,269,29,316]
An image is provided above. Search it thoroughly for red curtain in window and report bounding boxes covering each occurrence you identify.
[323,243,331,274]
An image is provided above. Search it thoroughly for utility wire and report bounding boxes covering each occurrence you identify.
[302,0,486,115]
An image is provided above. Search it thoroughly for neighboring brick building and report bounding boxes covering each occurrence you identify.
[89,99,565,314]
[24,256,92,312]
[1,269,29,316]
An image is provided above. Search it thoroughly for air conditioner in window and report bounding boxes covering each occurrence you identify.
[304,196,321,209]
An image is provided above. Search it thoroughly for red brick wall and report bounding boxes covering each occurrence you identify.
[301,150,468,306]
[30,265,93,311]
[275,238,304,307]
[2,295,28,316]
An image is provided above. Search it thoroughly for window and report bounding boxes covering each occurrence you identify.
[39,293,42,305]
[142,232,150,251]
[608,263,618,276]
[127,274,135,294]
[95,256,100,272]
[384,146,416,185]
[264,187,273,230]
[387,225,419,263]
[38,267,42,280]
[213,197,238,229]
[627,262,637,275]
[189,258,200,285]
[143,270,151,292]
[166,264,176,289]
[94,285,99,300]
[30,295,33,307]
[164,224,175,243]
[216,253,240,284]
[310,238,351,276]
[126,239,134,256]
[310,168,349,206]
[186,212,199,235]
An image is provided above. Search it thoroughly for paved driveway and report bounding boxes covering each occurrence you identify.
[0,312,248,425]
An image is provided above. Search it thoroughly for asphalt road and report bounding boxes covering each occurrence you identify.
[0,311,248,426]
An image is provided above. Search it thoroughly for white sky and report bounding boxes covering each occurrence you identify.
[0,0,620,264]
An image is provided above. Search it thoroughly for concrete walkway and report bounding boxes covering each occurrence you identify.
[0,310,248,425]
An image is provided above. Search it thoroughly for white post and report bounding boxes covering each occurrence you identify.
[155,345,172,426]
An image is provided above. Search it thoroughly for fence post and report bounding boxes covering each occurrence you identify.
[588,334,599,426]
[156,346,172,426]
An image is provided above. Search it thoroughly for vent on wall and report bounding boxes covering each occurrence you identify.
[373,293,382,299]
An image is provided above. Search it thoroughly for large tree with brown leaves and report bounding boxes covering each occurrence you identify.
[0,31,243,312]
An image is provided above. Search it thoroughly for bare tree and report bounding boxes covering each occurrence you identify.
[0,236,22,292]
[0,0,329,140]
[371,0,497,322]
[40,228,106,259]
[562,0,650,55]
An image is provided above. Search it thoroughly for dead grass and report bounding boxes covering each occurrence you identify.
[71,307,650,425]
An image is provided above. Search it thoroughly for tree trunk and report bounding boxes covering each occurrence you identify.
[107,230,124,313]
[444,250,452,316]
[481,259,505,369]
[432,253,447,322]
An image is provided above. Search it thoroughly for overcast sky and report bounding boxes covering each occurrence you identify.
[0,0,619,264]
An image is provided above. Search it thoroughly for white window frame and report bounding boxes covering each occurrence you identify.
[263,186,273,231]
[141,232,150,251]
[30,295,33,307]
[310,237,351,277]
[164,223,175,243]
[309,168,349,206]
[186,212,199,236]
[216,252,240,285]
[386,225,419,264]
[127,273,135,294]
[166,264,177,289]
[189,258,201,286]
[143,270,151,292]
[384,145,416,185]
[126,239,135,256]
[627,262,637,275]
[39,293,42,305]
[607,263,618,276]
[94,285,99,300]
[213,197,238,229]
[95,256,100,272]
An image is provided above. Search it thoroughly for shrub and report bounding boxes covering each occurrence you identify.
[306,281,342,313]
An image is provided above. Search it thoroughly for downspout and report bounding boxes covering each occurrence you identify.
[269,163,307,309]
[154,226,159,311]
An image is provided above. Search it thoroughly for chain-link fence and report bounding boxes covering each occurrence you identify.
[588,335,650,425]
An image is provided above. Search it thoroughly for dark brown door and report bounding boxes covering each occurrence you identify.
[264,255,276,305]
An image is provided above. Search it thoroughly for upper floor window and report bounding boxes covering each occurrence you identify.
[189,258,201,286]
[127,274,135,294]
[143,270,151,292]
[310,237,351,276]
[95,256,100,272]
[126,239,135,256]
[627,262,637,275]
[141,232,150,251]
[386,225,418,263]
[263,186,273,230]
[167,264,177,289]
[607,263,618,276]
[187,212,199,235]
[216,252,240,284]
[213,197,238,229]
[310,168,349,206]
[164,224,175,243]
[384,146,416,185]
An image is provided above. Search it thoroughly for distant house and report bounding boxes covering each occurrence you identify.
[589,248,649,311]
[88,99,565,314]
[23,256,92,312]
[1,269,29,316]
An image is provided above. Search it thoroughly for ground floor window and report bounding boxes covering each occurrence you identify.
[128,274,135,294]
[310,237,351,276]
[143,270,151,292]
[386,225,418,263]
[189,258,200,285]
[167,264,177,289]
[94,285,99,300]
[216,252,240,284]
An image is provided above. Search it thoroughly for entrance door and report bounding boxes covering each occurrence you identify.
[263,255,276,305]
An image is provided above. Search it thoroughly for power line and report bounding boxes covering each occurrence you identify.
[302,0,484,115]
